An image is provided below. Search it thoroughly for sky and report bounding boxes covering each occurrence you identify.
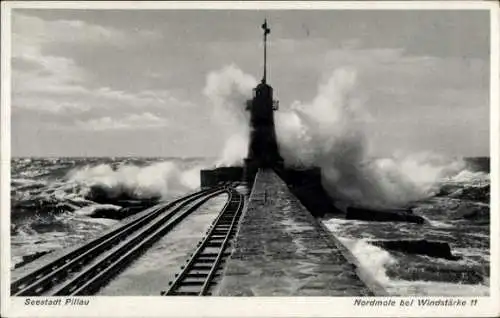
[9,8,490,157]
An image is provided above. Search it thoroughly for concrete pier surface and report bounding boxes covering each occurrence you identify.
[215,170,374,296]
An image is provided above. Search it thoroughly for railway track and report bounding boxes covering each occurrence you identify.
[162,190,244,296]
[11,186,230,296]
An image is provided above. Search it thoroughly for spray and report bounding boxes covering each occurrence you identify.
[275,68,466,207]
[203,64,257,167]
[201,65,468,207]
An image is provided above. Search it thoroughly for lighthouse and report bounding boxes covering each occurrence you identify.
[245,20,284,170]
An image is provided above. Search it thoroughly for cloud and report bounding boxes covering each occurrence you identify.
[11,12,177,114]
[12,13,160,50]
[12,58,187,112]
[75,112,168,131]
[10,10,489,157]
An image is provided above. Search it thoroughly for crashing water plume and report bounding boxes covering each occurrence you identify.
[275,67,467,207]
[205,64,470,208]
[203,65,257,167]
[67,161,201,201]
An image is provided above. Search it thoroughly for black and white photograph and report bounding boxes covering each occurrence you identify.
[1,1,499,317]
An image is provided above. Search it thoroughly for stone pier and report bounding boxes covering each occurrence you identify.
[215,169,374,296]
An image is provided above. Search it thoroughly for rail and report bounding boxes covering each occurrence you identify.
[163,190,244,296]
[11,187,228,296]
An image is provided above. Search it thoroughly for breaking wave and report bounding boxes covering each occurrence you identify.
[208,65,475,207]
[324,224,489,296]
[199,65,484,207]
[11,157,208,269]
[203,65,257,167]
[446,169,490,185]
[68,161,201,201]
[274,67,470,207]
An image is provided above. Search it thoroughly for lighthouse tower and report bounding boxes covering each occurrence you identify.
[245,20,283,171]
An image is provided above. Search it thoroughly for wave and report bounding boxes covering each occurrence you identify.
[323,217,489,296]
[333,236,488,296]
[67,161,201,201]
[274,68,469,207]
[11,159,205,227]
[426,219,454,229]
[445,170,490,185]
[203,65,256,167]
[339,237,397,285]
[206,65,477,208]
[384,280,489,296]
[215,134,248,168]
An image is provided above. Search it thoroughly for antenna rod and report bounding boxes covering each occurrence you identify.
[262,19,270,83]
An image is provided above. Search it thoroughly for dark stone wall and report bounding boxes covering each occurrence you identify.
[274,166,341,217]
[200,164,339,218]
[200,167,244,188]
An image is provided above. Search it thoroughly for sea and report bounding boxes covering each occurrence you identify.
[9,156,490,296]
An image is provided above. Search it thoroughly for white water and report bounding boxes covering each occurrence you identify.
[206,65,471,208]
[203,65,256,167]
[323,219,489,296]
[274,68,467,207]
[67,161,201,200]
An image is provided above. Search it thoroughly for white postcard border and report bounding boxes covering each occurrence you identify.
[1,1,499,317]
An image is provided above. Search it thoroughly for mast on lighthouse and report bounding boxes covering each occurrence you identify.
[262,19,270,84]
[244,19,283,169]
